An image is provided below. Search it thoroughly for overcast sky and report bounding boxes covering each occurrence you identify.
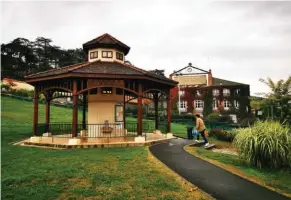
[1,1,291,95]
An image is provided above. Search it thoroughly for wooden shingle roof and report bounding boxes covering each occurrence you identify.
[82,33,130,55]
[25,60,177,85]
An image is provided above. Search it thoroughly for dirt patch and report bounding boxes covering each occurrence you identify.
[212,148,238,156]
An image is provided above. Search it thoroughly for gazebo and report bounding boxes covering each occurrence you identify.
[25,33,177,144]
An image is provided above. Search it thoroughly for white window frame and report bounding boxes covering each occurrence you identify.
[235,89,240,96]
[234,100,239,109]
[223,89,230,96]
[196,90,202,97]
[180,101,186,108]
[179,90,185,96]
[213,89,219,96]
[194,100,204,110]
[213,99,218,109]
[224,100,231,110]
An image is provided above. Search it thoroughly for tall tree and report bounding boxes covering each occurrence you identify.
[1,36,86,80]
[259,77,291,123]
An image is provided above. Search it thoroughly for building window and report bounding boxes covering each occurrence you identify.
[101,87,112,94]
[224,100,231,109]
[179,90,185,96]
[196,90,202,97]
[223,89,230,96]
[90,88,98,95]
[234,100,239,108]
[194,100,204,109]
[213,89,219,96]
[180,101,186,109]
[102,51,113,58]
[90,51,98,59]
[213,99,218,109]
[234,89,240,96]
[116,52,123,60]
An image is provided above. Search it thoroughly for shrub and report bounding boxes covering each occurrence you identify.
[206,112,220,122]
[239,117,257,127]
[218,115,233,123]
[13,89,34,97]
[209,128,238,142]
[1,84,11,91]
[234,120,291,169]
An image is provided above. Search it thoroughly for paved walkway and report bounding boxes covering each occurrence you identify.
[149,138,289,200]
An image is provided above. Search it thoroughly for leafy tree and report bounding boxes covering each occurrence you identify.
[1,37,86,80]
[259,77,291,123]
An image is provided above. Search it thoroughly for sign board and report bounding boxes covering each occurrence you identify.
[172,75,207,86]
[229,114,238,123]
[115,105,124,122]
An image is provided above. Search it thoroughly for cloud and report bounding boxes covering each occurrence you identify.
[1,1,291,95]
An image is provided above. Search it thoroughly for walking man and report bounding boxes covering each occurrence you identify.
[195,114,209,146]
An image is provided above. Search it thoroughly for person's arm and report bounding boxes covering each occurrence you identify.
[195,119,200,130]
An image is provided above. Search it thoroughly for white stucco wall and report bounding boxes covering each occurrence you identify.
[88,48,124,63]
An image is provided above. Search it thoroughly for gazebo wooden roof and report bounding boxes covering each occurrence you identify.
[83,33,130,55]
[25,60,177,86]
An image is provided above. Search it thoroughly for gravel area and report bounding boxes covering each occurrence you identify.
[212,148,238,156]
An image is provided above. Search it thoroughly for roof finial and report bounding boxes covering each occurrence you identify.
[188,62,192,66]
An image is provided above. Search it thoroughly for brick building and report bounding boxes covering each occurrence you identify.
[170,63,251,120]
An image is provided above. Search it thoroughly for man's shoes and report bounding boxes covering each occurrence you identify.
[204,143,210,147]
[195,140,199,143]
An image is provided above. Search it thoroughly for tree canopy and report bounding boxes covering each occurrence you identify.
[1,37,87,80]
[259,77,291,123]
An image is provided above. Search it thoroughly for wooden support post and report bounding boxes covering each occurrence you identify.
[82,93,86,130]
[123,91,126,129]
[154,93,159,130]
[167,96,171,133]
[33,87,39,136]
[45,99,50,132]
[72,80,78,137]
[137,83,143,136]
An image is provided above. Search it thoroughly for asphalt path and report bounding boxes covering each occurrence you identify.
[149,138,289,200]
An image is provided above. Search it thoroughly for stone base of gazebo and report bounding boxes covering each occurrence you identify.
[16,133,174,149]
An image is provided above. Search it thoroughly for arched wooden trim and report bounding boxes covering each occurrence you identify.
[143,89,169,100]
[49,95,84,104]
[124,96,153,104]
[38,87,72,96]
[77,85,138,95]
[143,89,163,94]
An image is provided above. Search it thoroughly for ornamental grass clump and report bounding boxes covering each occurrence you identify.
[234,120,291,169]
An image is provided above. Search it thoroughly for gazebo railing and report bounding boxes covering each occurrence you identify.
[36,122,139,138]
[36,121,167,138]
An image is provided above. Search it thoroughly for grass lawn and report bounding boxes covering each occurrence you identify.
[185,145,291,198]
[1,96,212,200]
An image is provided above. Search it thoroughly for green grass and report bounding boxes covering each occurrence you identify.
[1,96,210,200]
[186,146,291,196]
